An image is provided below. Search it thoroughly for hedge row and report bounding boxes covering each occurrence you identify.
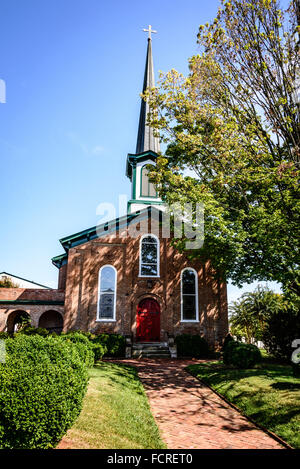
[175,334,211,358]
[15,327,126,360]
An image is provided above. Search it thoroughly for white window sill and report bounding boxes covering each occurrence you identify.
[138,275,160,278]
[180,320,200,323]
[96,319,116,323]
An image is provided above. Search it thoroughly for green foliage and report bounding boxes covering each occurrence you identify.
[222,332,235,351]
[17,326,51,337]
[223,340,262,369]
[92,333,126,358]
[229,286,283,343]
[262,308,300,361]
[175,334,210,358]
[0,276,19,288]
[0,335,89,449]
[0,332,9,340]
[146,0,300,298]
[59,331,95,367]
[92,342,107,361]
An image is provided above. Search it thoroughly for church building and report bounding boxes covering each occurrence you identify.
[0,30,228,353]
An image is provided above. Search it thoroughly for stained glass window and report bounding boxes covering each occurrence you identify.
[140,235,159,277]
[181,268,198,321]
[98,266,116,320]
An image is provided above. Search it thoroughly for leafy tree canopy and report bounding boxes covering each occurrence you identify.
[146,0,300,298]
[229,285,283,342]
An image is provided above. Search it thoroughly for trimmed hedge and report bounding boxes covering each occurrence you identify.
[223,340,261,369]
[59,331,95,367]
[17,326,52,337]
[92,333,126,358]
[175,334,210,358]
[0,335,89,449]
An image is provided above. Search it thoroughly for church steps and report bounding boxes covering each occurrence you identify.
[132,342,171,358]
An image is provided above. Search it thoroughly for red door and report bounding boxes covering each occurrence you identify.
[136,298,160,342]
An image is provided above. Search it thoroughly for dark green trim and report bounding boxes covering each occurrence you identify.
[132,163,137,199]
[51,254,68,269]
[0,300,64,306]
[59,206,162,252]
[128,199,164,206]
[126,150,158,179]
[0,272,51,289]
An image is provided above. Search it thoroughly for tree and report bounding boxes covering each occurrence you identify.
[0,276,19,288]
[146,0,300,298]
[229,286,283,343]
[262,306,300,360]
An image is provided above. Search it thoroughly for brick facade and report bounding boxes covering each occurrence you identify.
[62,222,228,349]
[0,221,228,348]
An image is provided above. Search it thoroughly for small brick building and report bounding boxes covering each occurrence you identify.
[0,34,228,350]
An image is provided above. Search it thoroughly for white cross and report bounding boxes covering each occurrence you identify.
[143,25,157,40]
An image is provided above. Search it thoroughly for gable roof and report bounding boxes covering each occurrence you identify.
[52,205,163,268]
[0,272,51,289]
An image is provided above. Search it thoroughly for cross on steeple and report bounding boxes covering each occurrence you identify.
[143,25,157,40]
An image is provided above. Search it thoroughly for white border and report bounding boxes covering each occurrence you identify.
[96,265,117,322]
[180,267,199,322]
[139,233,160,278]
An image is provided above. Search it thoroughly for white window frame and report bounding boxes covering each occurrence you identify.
[96,265,117,322]
[139,234,160,278]
[180,267,199,322]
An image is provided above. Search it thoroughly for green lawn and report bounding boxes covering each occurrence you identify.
[187,361,300,449]
[57,362,166,449]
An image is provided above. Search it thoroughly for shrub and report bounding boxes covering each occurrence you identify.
[222,333,235,352]
[262,309,300,361]
[0,332,9,340]
[92,333,126,357]
[0,334,89,449]
[223,340,261,368]
[17,326,51,337]
[175,334,210,358]
[59,331,95,367]
[92,342,107,361]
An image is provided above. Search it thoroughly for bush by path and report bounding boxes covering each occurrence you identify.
[0,334,89,449]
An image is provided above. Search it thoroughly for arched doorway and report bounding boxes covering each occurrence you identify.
[7,310,31,333]
[38,310,63,334]
[136,298,160,342]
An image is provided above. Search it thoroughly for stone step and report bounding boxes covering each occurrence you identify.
[132,352,171,359]
[132,342,171,358]
[132,346,169,352]
[133,342,168,350]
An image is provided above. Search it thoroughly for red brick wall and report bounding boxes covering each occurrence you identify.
[58,264,67,290]
[0,288,64,302]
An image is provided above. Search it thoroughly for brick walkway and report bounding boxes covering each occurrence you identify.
[111,358,284,450]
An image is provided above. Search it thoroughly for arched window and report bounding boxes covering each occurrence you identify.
[139,235,159,277]
[181,268,199,322]
[97,265,117,321]
[140,165,157,197]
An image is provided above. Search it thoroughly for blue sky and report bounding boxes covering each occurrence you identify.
[0,0,281,300]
